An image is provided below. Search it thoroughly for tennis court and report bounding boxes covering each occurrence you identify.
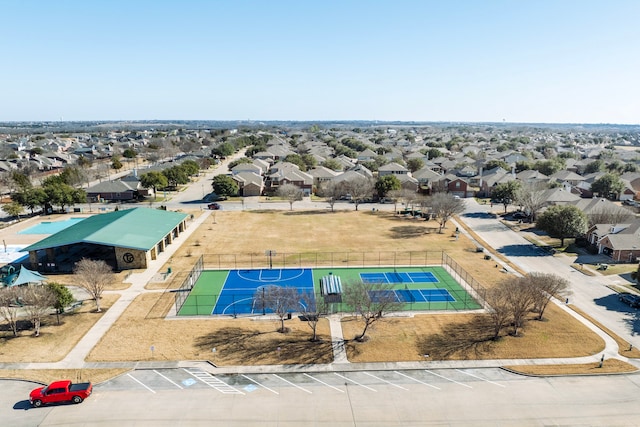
[373,288,455,303]
[177,266,481,316]
[360,271,438,284]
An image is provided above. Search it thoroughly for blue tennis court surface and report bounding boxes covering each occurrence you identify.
[360,271,438,284]
[371,288,455,303]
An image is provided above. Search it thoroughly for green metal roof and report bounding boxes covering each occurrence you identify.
[23,208,189,252]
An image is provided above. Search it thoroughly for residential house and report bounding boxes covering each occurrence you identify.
[231,162,263,176]
[539,187,582,206]
[412,167,442,194]
[516,170,549,185]
[378,162,409,178]
[86,180,140,202]
[307,166,339,194]
[586,220,640,263]
[571,198,634,224]
[550,170,586,187]
[253,151,276,163]
[357,148,378,163]
[396,174,419,192]
[264,162,313,195]
[233,172,264,196]
[447,177,473,198]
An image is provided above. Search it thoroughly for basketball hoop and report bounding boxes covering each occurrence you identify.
[265,250,276,269]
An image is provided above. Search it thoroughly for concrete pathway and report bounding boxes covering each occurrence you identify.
[328,315,349,364]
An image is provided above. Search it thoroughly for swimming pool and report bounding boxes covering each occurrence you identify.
[18,217,87,234]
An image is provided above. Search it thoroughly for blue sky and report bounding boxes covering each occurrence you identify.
[2,0,639,124]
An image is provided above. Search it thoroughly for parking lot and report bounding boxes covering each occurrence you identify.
[6,368,640,426]
[99,367,515,395]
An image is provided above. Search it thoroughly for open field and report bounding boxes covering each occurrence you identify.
[342,304,605,362]
[87,293,334,365]
[90,210,607,366]
[1,209,633,372]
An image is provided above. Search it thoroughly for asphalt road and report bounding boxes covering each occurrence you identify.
[5,368,640,426]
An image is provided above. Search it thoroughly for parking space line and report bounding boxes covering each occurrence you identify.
[456,369,506,387]
[241,375,279,395]
[127,373,156,394]
[363,372,409,390]
[393,371,440,390]
[273,374,312,394]
[303,373,344,393]
[334,373,377,392]
[153,370,184,389]
[425,370,472,389]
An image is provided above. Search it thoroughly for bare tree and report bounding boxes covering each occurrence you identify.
[386,189,404,212]
[0,287,23,336]
[484,285,512,340]
[321,181,346,212]
[344,176,375,211]
[400,188,419,211]
[21,284,56,336]
[525,272,571,321]
[428,193,466,233]
[504,276,537,336]
[74,258,113,312]
[255,285,299,333]
[342,280,403,341]
[300,291,328,342]
[276,183,304,211]
[514,182,547,222]
[587,205,635,227]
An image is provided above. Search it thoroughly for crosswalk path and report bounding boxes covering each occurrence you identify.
[183,368,245,395]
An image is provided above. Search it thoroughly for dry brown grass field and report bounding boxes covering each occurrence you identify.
[1,209,632,372]
[0,368,128,385]
[88,293,333,365]
[88,209,613,367]
[0,294,119,363]
[504,359,638,376]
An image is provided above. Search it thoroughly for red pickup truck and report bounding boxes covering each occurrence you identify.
[30,380,93,407]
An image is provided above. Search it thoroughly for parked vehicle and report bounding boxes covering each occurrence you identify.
[30,380,93,407]
[619,293,640,308]
[512,211,528,220]
[208,202,222,210]
[203,193,228,202]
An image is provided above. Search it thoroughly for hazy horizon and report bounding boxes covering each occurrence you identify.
[3,1,639,125]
